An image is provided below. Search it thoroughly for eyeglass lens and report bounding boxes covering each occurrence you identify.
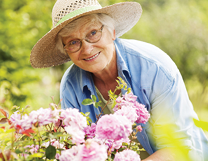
[64,25,104,53]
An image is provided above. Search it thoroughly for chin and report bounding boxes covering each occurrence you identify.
[89,66,105,74]
[90,68,102,74]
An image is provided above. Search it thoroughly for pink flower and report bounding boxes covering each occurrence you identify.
[134,102,150,124]
[114,149,141,161]
[113,96,126,111]
[65,126,85,144]
[29,108,53,126]
[81,139,108,161]
[61,108,87,129]
[10,108,55,130]
[59,140,107,161]
[136,125,143,132]
[19,114,34,130]
[59,146,80,161]
[55,153,61,160]
[10,111,21,123]
[115,96,124,104]
[25,145,39,154]
[42,139,65,149]
[84,123,96,139]
[23,144,39,157]
[113,94,136,112]
[10,112,33,130]
[96,114,132,141]
[51,140,65,149]
[113,92,150,125]
[123,92,137,103]
[105,138,130,151]
[113,104,121,112]
[51,108,65,127]
[114,105,137,123]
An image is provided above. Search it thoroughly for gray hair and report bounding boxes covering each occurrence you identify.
[55,13,115,56]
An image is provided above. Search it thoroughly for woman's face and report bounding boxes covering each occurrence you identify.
[62,21,116,74]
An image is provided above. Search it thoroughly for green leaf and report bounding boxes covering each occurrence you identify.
[132,123,137,128]
[95,102,101,108]
[80,112,85,116]
[53,132,64,137]
[91,95,97,102]
[0,128,4,133]
[34,158,45,161]
[87,117,92,124]
[45,145,56,159]
[49,133,57,139]
[27,153,44,160]
[11,105,20,111]
[108,90,113,95]
[193,119,208,131]
[82,99,93,105]
[116,79,119,83]
[120,83,123,87]
[15,149,23,154]
[136,150,140,155]
[85,112,90,117]
[127,88,131,93]
[111,100,116,109]
[122,142,129,146]
[39,149,45,153]
[5,128,15,133]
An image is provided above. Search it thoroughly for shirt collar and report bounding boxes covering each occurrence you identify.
[79,68,94,93]
[114,38,131,78]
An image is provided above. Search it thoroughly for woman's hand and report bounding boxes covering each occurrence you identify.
[142,147,189,161]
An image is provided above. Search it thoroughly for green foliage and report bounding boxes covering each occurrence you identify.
[82,98,93,106]
[123,0,208,85]
[193,119,208,131]
[82,95,101,109]
[0,0,61,111]
[45,145,56,159]
[82,77,129,111]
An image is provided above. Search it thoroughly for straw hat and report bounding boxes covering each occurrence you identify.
[30,0,142,68]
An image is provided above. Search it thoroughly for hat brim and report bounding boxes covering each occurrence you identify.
[30,2,142,68]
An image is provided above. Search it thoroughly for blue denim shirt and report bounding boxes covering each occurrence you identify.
[60,38,208,160]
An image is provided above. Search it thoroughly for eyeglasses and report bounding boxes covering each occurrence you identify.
[64,25,104,53]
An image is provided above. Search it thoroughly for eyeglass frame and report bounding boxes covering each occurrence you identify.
[63,25,104,53]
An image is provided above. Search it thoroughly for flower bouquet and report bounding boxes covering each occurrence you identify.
[0,78,150,161]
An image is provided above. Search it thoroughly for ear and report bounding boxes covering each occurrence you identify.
[112,29,116,41]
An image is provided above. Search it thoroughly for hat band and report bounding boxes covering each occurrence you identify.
[55,5,102,26]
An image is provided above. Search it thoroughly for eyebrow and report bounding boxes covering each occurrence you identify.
[63,24,102,43]
[85,23,101,31]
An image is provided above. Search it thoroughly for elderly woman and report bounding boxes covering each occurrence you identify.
[31,0,208,160]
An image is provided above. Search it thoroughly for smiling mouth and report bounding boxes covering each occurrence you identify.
[84,52,100,61]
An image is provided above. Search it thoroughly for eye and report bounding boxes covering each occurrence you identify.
[69,40,80,45]
[87,30,98,38]
[91,30,97,36]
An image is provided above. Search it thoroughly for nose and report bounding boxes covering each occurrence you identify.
[80,40,93,55]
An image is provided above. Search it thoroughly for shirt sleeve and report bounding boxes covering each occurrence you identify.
[145,67,204,159]
[60,73,79,110]
[61,88,76,110]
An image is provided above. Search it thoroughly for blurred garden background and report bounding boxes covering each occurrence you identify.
[0,0,208,125]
